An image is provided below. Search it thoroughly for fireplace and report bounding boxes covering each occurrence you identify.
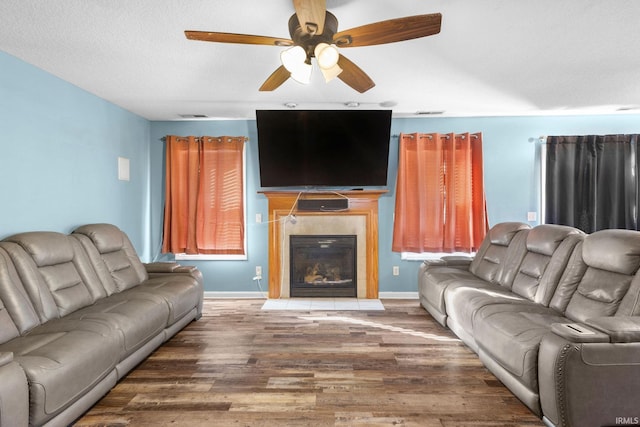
[261,190,386,298]
[290,235,357,297]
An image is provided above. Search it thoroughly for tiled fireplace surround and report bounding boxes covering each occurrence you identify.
[260,191,386,299]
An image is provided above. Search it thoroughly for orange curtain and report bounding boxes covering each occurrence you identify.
[162,135,245,255]
[392,132,488,253]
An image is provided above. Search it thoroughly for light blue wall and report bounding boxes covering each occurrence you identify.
[149,121,267,293]
[150,114,640,293]
[0,51,151,256]
[4,50,640,294]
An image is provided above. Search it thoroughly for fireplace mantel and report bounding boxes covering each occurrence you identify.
[259,190,387,298]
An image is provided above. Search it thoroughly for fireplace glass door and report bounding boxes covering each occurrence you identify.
[290,235,357,297]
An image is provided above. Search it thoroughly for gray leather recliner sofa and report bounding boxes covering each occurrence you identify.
[418,222,640,427]
[0,223,204,427]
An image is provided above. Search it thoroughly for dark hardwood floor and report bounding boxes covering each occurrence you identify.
[74,299,543,426]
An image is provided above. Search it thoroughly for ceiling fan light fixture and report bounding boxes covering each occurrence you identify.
[280,45,306,70]
[314,43,340,69]
[280,46,312,84]
[290,62,312,84]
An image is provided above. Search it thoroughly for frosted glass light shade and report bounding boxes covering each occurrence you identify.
[281,46,312,84]
[314,43,340,69]
[319,63,343,82]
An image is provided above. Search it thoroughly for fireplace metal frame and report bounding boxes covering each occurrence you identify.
[289,234,357,298]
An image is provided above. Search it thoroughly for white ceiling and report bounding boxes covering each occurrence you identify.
[1,0,639,121]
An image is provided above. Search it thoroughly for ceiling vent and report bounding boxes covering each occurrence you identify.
[179,114,209,118]
[416,111,445,115]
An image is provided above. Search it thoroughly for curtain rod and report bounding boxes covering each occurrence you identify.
[530,136,547,143]
[392,134,479,139]
[160,136,249,142]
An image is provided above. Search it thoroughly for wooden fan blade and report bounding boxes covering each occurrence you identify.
[293,0,326,35]
[337,55,375,93]
[259,65,291,91]
[185,31,293,47]
[333,13,442,47]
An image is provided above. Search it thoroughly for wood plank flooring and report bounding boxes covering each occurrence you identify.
[74,299,544,426]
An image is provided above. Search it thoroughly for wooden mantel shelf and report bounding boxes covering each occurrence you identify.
[259,189,387,200]
[259,190,387,299]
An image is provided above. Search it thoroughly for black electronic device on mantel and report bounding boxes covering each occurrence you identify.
[256,110,392,188]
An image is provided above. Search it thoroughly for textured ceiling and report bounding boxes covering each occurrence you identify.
[1,0,639,120]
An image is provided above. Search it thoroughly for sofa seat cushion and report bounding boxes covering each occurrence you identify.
[445,285,530,338]
[133,275,202,325]
[420,267,481,316]
[66,291,169,358]
[0,319,119,426]
[473,304,569,391]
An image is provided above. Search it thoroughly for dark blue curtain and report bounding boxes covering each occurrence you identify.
[545,134,640,233]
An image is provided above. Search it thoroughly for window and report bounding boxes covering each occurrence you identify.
[162,135,247,260]
[392,132,488,256]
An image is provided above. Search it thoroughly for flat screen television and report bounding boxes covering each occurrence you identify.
[256,109,392,188]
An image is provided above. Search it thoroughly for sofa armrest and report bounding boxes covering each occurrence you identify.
[174,265,198,273]
[550,322,610,343]
[145,262,199,275]
[144,262,180,273]
[539,333,640,427]
[0,352,29,427]
[584,316,640,343]
[422,256,473,269]
[145,263,204,318]
[441,255,473,266]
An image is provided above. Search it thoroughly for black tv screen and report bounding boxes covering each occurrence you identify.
[256,110,392,188]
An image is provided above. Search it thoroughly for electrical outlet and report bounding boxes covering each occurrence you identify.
[256,213,262,223]
[392,266,400,276]
[527,211,537,221]
[255,266,262,276]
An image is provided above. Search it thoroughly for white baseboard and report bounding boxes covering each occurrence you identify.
[204,291,267,299]
[204,291,418,299]
[379,292,419,299]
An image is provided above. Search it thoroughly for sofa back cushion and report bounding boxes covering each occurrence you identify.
[511,225,584,304]
[548,240,589,313]
[72,224,148,292]
[469,222,531,284]
[1,232,106,319]
[563,229,640,322]
[0,297,19,344]
[0,248,22,343]
[0,248,41,337]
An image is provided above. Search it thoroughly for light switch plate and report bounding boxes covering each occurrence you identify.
[118,157,130,181]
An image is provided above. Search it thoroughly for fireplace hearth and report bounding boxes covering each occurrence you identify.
[290,235,357,297]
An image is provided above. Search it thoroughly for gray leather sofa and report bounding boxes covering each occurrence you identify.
[419,222,640,427]
[0,223,203,427]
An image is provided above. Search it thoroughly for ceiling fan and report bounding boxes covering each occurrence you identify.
[185,0,441,93]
